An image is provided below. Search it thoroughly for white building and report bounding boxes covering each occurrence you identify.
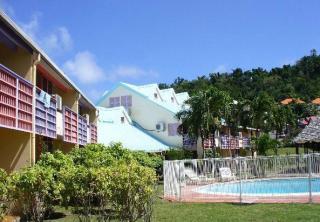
[96,82,190,152]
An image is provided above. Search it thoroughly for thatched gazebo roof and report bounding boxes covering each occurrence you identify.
[293,116,320,144]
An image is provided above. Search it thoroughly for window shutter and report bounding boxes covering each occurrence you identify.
[109,97,114,107]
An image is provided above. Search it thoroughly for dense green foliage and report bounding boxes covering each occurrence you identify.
[10,165,61,222]
[0,169,8,220]
[176,86,232,156]
[165,148,195,160]
[172,53,320,155]
[2,144,158,222]
[107,162,156,221]
[161,50,320,102]
[254,133,280,155]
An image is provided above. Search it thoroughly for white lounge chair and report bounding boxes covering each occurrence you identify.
[219,167,236,182]
[184,168,201,183]
[184,168,214,184]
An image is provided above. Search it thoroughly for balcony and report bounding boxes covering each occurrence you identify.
[78,115,88,146]
[220,135,239,149]
[242,137,251,148]
[35,88,57,138]
[90,123,97,143]
[182,134,251,150]
[0,63,97,145]
[0,64,33,132]
[182,134,197,150]
[63,106,78,144]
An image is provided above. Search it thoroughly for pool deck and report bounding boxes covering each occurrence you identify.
[165,185,320,203]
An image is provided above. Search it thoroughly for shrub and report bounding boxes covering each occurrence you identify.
[9,165,61,222]
[0,169,8,220]
[131,151,163,176]
[165,148,195,160]
[107,161,157,222]
[37,150,73,172]
[70,143,163,172]
[59,165,112,221]
[70,143,115,168]
[5,143,159,221]
[254,133,280,155]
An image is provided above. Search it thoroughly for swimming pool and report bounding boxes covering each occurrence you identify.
[196,177,320,196]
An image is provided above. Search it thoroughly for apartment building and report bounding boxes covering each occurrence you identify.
[0,12,98,172]
[96,82,189,152]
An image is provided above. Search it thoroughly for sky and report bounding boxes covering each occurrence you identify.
[1,0,320,103]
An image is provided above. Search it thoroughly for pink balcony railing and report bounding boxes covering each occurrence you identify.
[35,87,57,138]
[182,134,197,150]
[63,106,78,144]
[90,123,97,143]
[78,115,88,146]
[0,64,98,145]
[0,64,33,132]
[220,135,239,149]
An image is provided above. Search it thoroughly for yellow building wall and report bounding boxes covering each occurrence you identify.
[80,106,97,124]
[0,43,33,81]
[0,128,32,172]
[53,87,79,113]
[52,140,75,153]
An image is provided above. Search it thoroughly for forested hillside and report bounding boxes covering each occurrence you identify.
[160,50,320,102]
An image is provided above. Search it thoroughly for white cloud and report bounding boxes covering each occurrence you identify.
[213,64,228,73]
[20,13,40,40]
[20,13,73,54]
[108,65,158,81]
[42,27,73,52]
[63,51,106,84]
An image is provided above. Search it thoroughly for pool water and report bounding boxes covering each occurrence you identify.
[197,178,320,195]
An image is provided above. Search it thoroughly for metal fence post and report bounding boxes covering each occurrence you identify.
[308,154,312,203]
[239,158,242,204]
[178,160,182,202]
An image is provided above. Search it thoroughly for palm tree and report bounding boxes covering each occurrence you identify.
[176,86,232,157]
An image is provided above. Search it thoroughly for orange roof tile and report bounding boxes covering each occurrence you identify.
[280,98,305,105]
[280,98,293,105]
[312,98,320,105]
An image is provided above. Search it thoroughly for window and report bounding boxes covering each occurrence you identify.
[121,95,132,108]
[109,97,120,107]
[36,73,53,94]
[120,116,125,123]
[168,123,180,136]
[154,93,158,99]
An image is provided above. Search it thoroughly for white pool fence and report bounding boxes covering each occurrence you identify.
[164,153,320,203]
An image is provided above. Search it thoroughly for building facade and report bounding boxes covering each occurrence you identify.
[0,12,98,172]
[97,82,189,151]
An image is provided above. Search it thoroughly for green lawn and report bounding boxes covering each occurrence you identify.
[153,201,320,222]
[47,184,320,222]
[266,147,308,156]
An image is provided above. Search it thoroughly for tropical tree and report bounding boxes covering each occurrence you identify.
[176,86,232,157]
[251,92,276,133]
[225,99,253,136]
[271,104,296,139]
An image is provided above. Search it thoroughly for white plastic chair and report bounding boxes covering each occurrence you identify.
[219,167,236,182]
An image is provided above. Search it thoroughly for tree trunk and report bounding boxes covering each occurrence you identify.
[201,136,205,159]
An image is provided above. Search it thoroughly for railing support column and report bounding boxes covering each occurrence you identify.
[308,154,312,203]
[239,158,242,204]
[178,160,182,202]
